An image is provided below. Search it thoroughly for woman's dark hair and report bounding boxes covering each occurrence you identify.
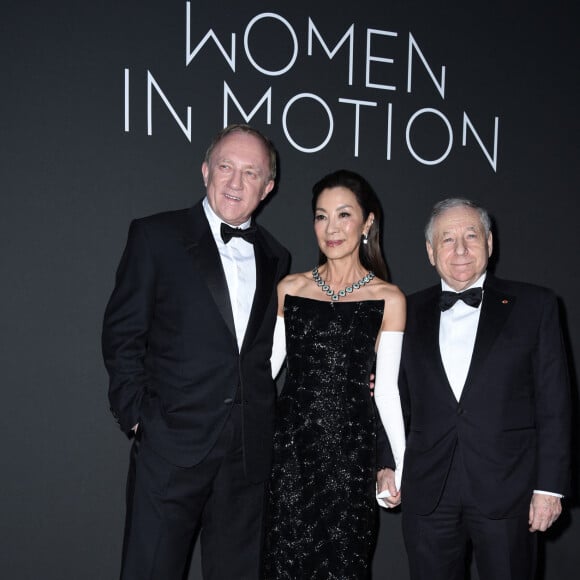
[311,169,388,280]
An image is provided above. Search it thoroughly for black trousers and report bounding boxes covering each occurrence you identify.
[120,405,266,580]
[402,448,537,580]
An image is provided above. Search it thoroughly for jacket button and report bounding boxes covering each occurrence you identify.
[224,398,233,404]
[457,407,464,415]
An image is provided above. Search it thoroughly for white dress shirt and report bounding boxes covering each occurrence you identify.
[203,198,256,351]
[439,273,486,401]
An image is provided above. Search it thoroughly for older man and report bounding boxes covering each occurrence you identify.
[102,125,290,579]
[399,198,571,580]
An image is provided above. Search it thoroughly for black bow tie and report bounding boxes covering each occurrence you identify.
[220,223,257,244]
[439,287,483,311]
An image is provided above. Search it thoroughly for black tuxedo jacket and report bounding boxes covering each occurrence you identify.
[399,275,571,518]
[102,201,290,481]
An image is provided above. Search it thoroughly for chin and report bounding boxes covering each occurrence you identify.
[220,208,246,224]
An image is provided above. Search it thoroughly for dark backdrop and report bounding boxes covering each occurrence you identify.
[1,1,578,578]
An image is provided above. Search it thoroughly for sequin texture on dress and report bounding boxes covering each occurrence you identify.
[263,295,385,579]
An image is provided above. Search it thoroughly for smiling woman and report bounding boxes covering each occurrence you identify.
[261,169,407,578]
[313,185,374,264]
[311,169,388,282]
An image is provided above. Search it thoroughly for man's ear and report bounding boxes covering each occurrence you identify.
[487,231,493,258]
[261,179,275,200]
[426,240,436,266]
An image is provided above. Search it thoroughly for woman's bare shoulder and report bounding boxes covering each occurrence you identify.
[370,279,406,331]
[371,278,406,304]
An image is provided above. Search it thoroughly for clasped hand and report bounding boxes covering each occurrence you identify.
[377,468,401,508]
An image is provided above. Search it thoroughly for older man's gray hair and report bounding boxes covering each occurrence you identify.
[425,198,491,245]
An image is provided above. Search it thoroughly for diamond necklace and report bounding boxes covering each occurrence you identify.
[312,266,375,301]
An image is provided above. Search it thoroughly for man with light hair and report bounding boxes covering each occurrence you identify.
[103,124,290,579]
[399,197,571,580]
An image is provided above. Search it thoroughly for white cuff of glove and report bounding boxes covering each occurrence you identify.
[376,488,394,509]
[374,331,406,507]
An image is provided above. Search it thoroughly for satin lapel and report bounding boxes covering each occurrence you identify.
[414,288,456,399]
[461,280,515,398]
[241,230,277,353]
[182,205,236,339]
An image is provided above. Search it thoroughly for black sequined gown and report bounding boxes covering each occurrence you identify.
[263,295,385,580]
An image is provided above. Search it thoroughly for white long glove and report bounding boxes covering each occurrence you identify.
[374,331,406,507]
[270,316,287,379]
